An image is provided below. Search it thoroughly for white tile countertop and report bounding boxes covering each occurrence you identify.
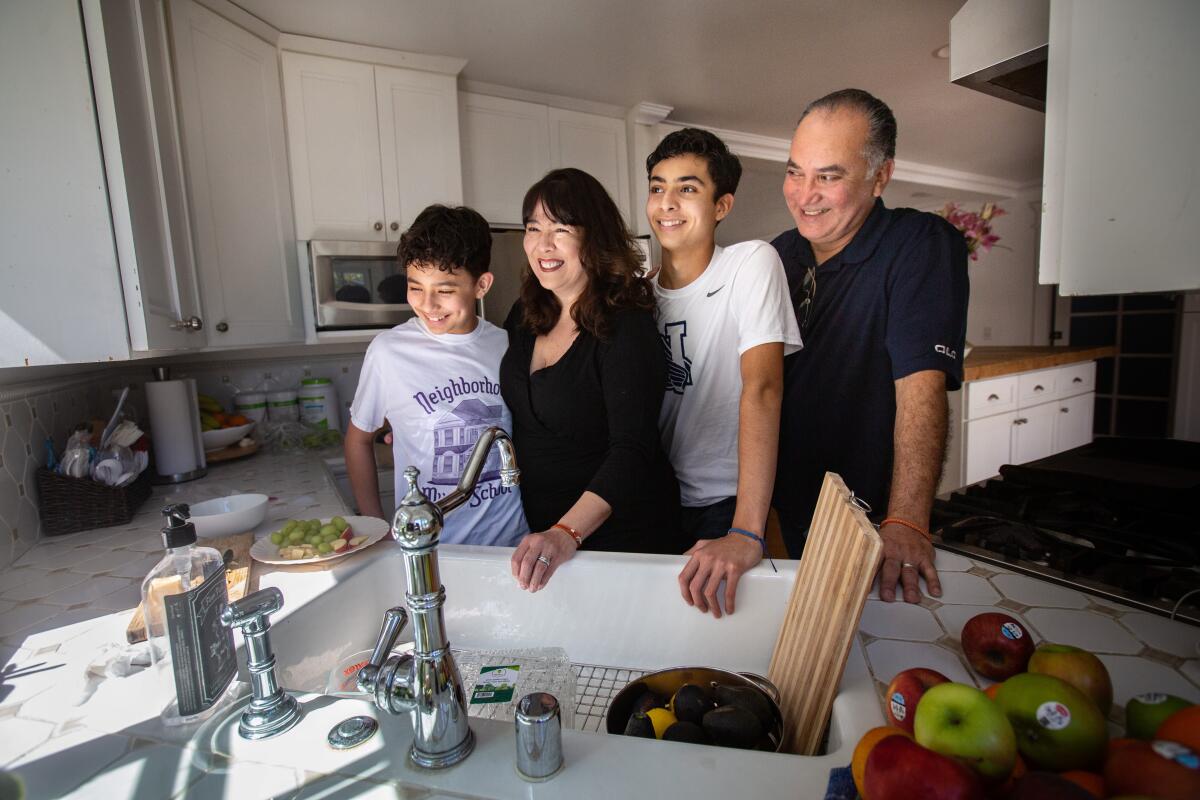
[1,449,1199,798]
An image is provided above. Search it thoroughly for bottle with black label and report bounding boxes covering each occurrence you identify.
[141,504,238,725]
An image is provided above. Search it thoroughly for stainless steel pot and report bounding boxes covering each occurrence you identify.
[604,666,785,752]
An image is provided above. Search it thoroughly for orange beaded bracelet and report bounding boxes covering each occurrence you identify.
[551,522,583,547]
[881,517,933,542]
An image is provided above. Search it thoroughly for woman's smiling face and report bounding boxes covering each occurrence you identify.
[523,200,588,306]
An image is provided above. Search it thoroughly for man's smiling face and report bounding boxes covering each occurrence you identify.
[783,107,892,262]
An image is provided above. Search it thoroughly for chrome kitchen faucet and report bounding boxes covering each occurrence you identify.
[355,427,520,769]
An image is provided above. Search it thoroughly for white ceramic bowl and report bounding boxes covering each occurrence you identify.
[189,493,269,538]
[201,422,255,452]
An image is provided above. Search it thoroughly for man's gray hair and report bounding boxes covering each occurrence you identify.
[797,89,897,176]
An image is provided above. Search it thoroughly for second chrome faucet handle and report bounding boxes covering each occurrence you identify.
[358,606,408,693]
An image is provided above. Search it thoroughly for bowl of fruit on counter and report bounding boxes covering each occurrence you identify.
[197,392,255,451]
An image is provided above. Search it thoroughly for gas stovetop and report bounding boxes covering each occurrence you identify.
[931,438,1200,626]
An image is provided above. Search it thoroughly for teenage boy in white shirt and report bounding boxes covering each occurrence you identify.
[647,129,802,618]
[345,205,528,545]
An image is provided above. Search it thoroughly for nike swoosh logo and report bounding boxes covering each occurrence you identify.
[706,285,725,297]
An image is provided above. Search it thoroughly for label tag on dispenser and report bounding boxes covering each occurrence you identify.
[471,664,519,704]
[164,567,236,717]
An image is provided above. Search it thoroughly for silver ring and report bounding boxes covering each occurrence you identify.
[537,555,552,566]
[901,561,917,569]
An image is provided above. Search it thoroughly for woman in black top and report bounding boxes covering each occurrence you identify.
[503,168,681,592]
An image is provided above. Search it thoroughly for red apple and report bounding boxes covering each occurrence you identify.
[1103,739,1200,800]
[1027,643,1113,715]
[960,612,1035,681]
[863,733,986,800]
[994,672,1108,771]
[914,682,1017,781]
[885,667,950,734]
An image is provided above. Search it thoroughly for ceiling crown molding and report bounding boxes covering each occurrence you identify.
[631,102,674,126]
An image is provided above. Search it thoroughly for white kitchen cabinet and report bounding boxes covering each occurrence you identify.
[459,93,631,226]
[943,360,1099,492]
[964,412,1018,487]
[459,93,550,226]
[1054,392,1094,453]
[169,0,304,347]
[282,52,461,242]
[1039,0,1200,295]
[1011,400,1057,466]
[548,107,631,222]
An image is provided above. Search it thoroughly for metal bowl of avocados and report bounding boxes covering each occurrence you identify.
[605,666,785,751]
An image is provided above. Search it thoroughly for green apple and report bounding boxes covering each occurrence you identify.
[1125,693,1193,740]
[914,682,1017,781]
[994,672,1108,771]
[1027,642,1113,715]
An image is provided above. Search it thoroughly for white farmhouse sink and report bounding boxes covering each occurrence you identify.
[230,542,883,798]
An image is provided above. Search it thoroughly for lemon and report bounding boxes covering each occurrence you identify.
[645,707,677,739]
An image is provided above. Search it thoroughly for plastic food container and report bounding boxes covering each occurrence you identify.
[233,391,267,425]
[266,389,299,422]
[298,377,340,431]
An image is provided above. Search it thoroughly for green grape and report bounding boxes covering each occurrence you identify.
[281,520,297,532]
[288,530,305,544]
[320,524,337,537]
[270,531,283,545]
[332,516,348,531]
[317,541,332,554]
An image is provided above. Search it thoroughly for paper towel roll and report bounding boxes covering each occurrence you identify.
[146,378,207,480]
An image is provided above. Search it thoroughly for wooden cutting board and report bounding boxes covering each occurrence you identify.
[125,531,254,644]
[205,438,259,463]
[767,472,883,755]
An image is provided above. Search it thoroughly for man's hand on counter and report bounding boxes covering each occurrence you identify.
[877,523,942,604]
[677,534,762,619]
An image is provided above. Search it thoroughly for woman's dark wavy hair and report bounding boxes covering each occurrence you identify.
[519,168,653,339]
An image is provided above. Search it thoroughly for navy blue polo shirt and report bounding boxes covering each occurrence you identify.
[771,199,968,546]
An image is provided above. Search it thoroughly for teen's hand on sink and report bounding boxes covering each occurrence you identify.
[511,527,578,592]
[677,534,762,619]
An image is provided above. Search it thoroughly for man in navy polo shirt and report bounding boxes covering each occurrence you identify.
[771,89,969,604]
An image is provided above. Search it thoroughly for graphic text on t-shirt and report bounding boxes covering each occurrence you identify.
[661,320,693,396]
[413,375,502,415]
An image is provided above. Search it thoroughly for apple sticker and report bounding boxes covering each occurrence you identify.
[1137,692,1168,704]
[1035,701,1071,730]
[890,692,907,721]
[1152,740,1200,770]
[1000,622,1024,640]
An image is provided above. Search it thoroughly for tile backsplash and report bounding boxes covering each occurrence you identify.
[0,349,366,572]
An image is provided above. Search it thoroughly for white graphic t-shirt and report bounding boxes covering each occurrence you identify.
[654,241,803,507]
[350,318,529,546]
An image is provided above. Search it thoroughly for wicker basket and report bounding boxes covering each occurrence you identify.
[35,467,153,536]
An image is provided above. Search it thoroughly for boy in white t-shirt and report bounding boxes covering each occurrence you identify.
[344,205,528,546]
[646,129,803,616]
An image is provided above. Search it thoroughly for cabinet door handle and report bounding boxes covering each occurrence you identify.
[1033,384,1045,392]
[373,221,383,231]
[987,393,1000,401]
[170,316,203,331]
[1013,417,1028,425]
[390,221,399,231]
[216,322,229,333]
[1073,377,1083,383]
[1060,407,1069,413]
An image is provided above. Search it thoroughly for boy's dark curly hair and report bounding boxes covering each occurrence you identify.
[397,204,492,278]
[645,128,742,199]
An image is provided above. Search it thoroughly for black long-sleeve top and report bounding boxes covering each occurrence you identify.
[500,303,682,553]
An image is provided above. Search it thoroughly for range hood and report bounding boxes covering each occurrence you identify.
[950,0,1048,111]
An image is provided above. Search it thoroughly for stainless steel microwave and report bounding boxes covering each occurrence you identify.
[309,240,413,330]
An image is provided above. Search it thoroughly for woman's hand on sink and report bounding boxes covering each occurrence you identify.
[511,527,579,592]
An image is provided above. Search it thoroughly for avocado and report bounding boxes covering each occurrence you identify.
[623,710,655,738]
[670,683,715,725]
[701,705,764,750]
[663,720,710,745]
[714,684,774,730]
[631,688,661,715]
